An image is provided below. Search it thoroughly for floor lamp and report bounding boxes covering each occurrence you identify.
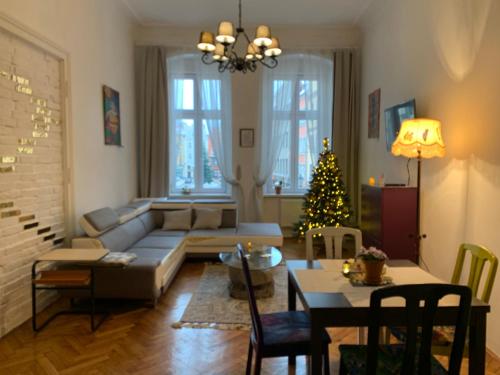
[391,118,446,263]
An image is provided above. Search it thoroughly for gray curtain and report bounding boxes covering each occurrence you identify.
[135,46,168,197]
[332,48,360,223]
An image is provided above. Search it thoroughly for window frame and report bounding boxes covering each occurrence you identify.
[169,72,228,195]
[265,73,322,195]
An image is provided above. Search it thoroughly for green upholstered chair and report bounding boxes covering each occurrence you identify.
[339,283,472,375]
[389,243,498,356]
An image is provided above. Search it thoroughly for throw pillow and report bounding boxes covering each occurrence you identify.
[192,208,222,230]
[162,209,192,230]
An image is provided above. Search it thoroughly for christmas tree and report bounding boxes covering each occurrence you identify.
[296,137,352,237]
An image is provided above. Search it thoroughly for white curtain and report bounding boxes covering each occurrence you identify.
[253,52,333,221]
[167,53,243,218]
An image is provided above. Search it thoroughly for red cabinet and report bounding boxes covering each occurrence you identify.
[360,185,418,263]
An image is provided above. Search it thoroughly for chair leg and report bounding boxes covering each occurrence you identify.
[323,346,330,375]
[246,340,253,375]
[253,351,262,375]
[339,355,347,375]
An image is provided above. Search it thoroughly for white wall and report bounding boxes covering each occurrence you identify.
[1,0,138,233]
[359,0,500,355]
[135,25,361,222]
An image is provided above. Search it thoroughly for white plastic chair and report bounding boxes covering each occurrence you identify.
[305,226,363,260]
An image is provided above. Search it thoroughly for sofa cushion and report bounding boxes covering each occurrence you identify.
[138,211,157,233]
[221,209,237,228]
[149,229,188,237]
[98,217,147,252]
[192,208,222,230]
[126,247,173,261]
[127,200,152,215]
[237,222,282,237]
[187,228,237,237]
[133,236,183,249]
[81,207,119,237]
[115,207,137,224]
[162,209,192,230]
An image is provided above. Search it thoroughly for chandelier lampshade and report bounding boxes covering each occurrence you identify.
[264,37,282,56]
[197,0,281,73]
[254,25,272,47]
[216,21,235,44]
[197,32,216,52]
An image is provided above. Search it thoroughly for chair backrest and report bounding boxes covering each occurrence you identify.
[451,243,498,303]
[305,226,362,260]
[237,244,263,347]
[366,283,472,375]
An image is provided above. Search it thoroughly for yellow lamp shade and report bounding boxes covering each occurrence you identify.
[216,21,235,44]
[213,43,228,61]
[391,118,446,159]
[197,32,216,52]
[254,25,272,47]
[264,37,282,56]
[245,43,263,60]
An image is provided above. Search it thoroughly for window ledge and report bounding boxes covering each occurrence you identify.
[169,194,232,199]
[263,194,305,199]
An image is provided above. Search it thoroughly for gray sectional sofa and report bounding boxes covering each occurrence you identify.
[72,199,283,304]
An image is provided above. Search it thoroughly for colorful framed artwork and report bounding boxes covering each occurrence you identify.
[368,88,381,139]
[239,128,254,148]
[103,85,121,146]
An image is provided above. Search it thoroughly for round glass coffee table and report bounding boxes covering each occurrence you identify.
[219,246,282,299]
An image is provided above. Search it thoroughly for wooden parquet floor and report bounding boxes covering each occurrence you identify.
[1,239,499,374]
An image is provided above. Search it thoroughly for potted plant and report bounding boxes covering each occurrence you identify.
[356,246,388,284]
[274,180,283,194]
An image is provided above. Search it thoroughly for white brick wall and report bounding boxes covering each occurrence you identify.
[0,30,66,337]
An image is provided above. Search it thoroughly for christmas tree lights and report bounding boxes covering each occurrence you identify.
[296,137,351,237]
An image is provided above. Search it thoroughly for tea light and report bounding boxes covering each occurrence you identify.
[342,260,351,275]
[247,241,252,252]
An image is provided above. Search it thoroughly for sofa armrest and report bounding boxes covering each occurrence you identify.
[71,237,105,249]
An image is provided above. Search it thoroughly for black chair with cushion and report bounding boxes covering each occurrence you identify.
[237,245,331,375]
[339,283,472,375]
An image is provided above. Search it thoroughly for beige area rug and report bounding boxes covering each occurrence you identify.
[172,264,288,330]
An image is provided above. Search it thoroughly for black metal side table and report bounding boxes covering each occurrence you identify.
[31,248,109,332]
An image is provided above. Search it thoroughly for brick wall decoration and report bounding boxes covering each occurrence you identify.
[0,29,66,336]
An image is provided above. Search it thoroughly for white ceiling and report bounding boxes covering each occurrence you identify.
[124,0,373,27]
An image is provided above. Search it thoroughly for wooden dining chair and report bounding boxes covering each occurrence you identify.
[339,283,472,375]
[305,226,362,261]
[388,243,497,356]
[238,245,331,375]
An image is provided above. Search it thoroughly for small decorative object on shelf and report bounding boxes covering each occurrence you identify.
[274,180,282,194]
[368,176,376,186]
[356,246,388,285]
[181,187,191,195]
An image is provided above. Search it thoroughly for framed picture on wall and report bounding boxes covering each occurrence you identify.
[368,88,381,139]
[239,128,254,148]
[103,85,122,146]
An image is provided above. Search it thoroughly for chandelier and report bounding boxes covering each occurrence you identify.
[196,0,282,73]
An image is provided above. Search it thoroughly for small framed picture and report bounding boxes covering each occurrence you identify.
[239,128,254,148]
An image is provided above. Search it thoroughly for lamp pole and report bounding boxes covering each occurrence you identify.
[415,150,426,264]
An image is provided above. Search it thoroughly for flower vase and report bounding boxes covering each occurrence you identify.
[362,259,385,284]
[274,185,282,194]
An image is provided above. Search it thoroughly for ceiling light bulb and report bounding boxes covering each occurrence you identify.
[197,31,216,52]
[216,21,235,44]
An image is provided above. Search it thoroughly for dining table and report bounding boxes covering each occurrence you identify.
[287,259,490,374]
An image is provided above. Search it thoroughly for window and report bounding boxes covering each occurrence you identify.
[263,54,333,194]
[167,55,231,195]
